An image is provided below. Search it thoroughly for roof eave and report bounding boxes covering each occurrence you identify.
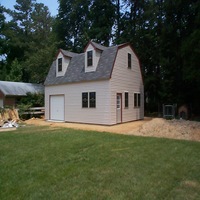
[45,77,110,87]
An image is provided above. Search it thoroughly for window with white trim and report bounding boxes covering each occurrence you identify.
[58,58,62,72]
[134,93,141,107]
[87,50,93,66]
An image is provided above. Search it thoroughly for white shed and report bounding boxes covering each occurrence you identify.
[44,41,144,125]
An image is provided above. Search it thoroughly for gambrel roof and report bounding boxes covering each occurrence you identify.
[0,81,44,96]
[44,41,131,86]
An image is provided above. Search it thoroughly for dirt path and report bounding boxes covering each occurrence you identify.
[25,117,150,134]
[25,117,200,142]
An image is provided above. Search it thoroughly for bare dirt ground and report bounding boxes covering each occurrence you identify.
[25,117,200,142]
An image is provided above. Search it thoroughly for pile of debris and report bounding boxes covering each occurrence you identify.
[0,119,19,128]
[0,109,20,129]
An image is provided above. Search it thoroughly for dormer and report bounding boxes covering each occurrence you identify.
[84,41,106,73]
[56,49,78,77]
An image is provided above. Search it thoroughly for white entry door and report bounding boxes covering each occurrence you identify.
[116,94,122,123]
[50,95,64,121]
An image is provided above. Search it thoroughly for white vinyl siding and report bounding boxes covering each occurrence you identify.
[45,80,112,125]
[110,46,144,124]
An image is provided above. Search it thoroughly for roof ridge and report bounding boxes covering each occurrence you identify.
[90,41,107,51]
[0,80,41,85]
[60,49,79,57]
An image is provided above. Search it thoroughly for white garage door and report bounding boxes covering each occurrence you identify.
[50,95,64,121]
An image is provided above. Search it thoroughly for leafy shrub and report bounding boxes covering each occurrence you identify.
[17,92,44,120]
[17,103,32,120]
[18,92,44,107]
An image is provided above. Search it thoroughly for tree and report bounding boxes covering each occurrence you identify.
[13,0,36,36]
[178,0,200,114]
[0,4,7,80]
[2,0,36,67]
[89,0,115,46]
[6,58,23,82]
[56,0,116,50]
[56,0,91,52]
[160,0,199,108]
[31,3,52,42]
[0,4,5,56]
[24,3,56,83]
[2,0,56,83]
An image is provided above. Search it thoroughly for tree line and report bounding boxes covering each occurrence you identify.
[0,0,199,116]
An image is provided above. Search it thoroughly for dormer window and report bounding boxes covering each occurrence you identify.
[84,42,102,72]
[87,50,93,67]
[58,58,62,72]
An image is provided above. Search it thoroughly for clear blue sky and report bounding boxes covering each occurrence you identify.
[0,0,58,16]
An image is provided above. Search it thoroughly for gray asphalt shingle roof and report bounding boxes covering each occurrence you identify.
[45,42,119,86]
[60,49,78,57]
[89,41,107,51]
[0,81,44,96]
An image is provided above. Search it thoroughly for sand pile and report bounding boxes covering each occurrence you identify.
[129,118,200,141]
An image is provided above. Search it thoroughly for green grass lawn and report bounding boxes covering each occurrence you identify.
[0,125,200,200]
